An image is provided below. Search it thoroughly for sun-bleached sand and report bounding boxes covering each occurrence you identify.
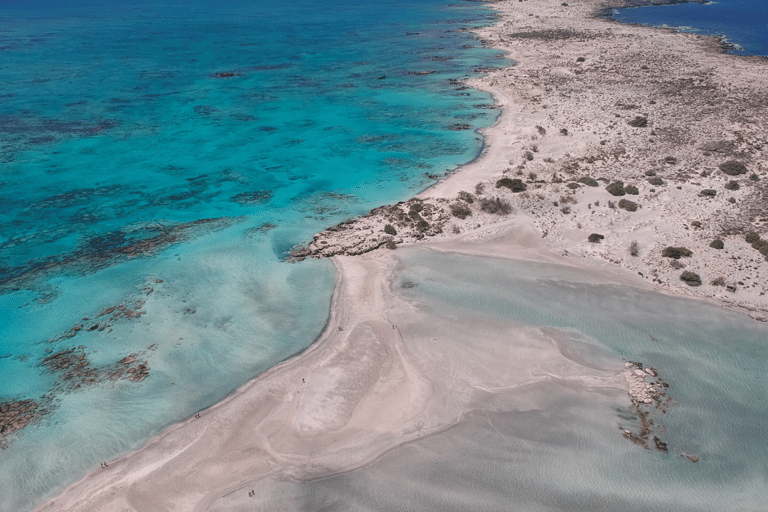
[35,0,768,510]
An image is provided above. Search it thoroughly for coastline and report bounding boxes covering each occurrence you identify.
[34,0,768,510]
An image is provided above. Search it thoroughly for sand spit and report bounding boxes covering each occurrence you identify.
[294,0,768,320]
[35,1,768,510]
[34,243,627,512]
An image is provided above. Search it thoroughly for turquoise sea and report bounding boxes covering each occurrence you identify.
[2,0,767,511]
[611,0,768,56]
[0,0,502,509]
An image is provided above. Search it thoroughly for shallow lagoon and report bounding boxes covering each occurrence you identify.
[209,248,768,511]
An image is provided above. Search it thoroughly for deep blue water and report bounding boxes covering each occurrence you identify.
[0,1,502,509]
[612,0,768,56]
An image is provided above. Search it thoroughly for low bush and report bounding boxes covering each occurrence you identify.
[750,173,760,181]
[625,184,639,195]
[709,239,724,249]
[628,116,648,127]
[719,160,748,176]
[524,151,534,161]
[566,182,580,190]
[645,170,657,176]
[496,177,527,192]
[416,219,430,232]
[700,189,717,197]
[630,240,639,256]
[618,199,638,212]
[536,125,547,135]
[606,181,626,196]
[384,224,397,236]
[588,233,604,243]
[724,180,740,191]
[745,231,761,244]
[475,182,485,195]
[680,271,702,287]
[711,276,726,286]
[560,128,568,135]
[648,177,664,186]
[578,177,599,187]
[385,239,397,250]
[450,204,472,219]
[479,197,512,215]
[458,190,475,203]
[662,246,692,259]
[409,203,424,213]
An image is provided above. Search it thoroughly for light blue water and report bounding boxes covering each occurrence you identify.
[611,0,768,56]
[209,248,768,512]
[0,1,503,509]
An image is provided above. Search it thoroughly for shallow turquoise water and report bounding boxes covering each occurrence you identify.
[611,0,768,56]
[0,1,502,509]
[209,248,768,511]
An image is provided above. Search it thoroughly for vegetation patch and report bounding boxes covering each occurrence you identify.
[457,191,474,203]
[662,246,692,259]
[700,189,716,197]
[628,116,648,127]
[450,204,472,219]
[679,271,702,287]
[566,182,580,190]
[724,180,740,191]
[606,181,626,196]
[497,177,527,193]
[479,197,512,215]
[578,177,598,187]
[618,199,638,212]
[384,224,397,236]
[709,239,724,249]
[624,184,639,195]
[588,233,604,243]
[648,177,664,186]
[719,160,748,176]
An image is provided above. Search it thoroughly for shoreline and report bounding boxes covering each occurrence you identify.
[34,1,768,510]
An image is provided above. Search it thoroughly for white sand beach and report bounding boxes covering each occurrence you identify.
[35,0,768,510]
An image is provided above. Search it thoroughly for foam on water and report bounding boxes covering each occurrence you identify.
[208,248,768,511]
[0,0,503,509]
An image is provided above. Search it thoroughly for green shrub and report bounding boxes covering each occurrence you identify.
[566,182,580,190]
[450,204,472,219]
[724,180,740,191]
[700,189,717,197]
[645,170,657,176]
[709,239,724,249]
[588,233,604,243]
[719,160,748,176]
[606,181,626,196]
[680,271,702,287]
[496,177,527,192]
[662,246,692,259]
[409,203,424,213]
[624,184,639,195]
[648,177,664,186]
[710,276,726,286]
[560,128,568,135]
[618,199,638,212]
[745,231,761,244]
[480,197,512,215]
[628,116,648,127]
[384,224,397,236]
[385,239,397,250]
[416,219,430,232]
[457,190,474,203]
[749,173,760,181]
[578,177,598,187]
